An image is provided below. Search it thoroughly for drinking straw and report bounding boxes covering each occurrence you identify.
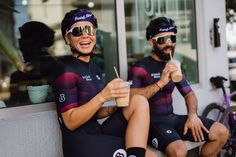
[169,53,173,60]
[113,66,120,78]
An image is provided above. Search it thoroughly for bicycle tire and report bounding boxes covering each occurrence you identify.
[202,103,225,120]
[219,106,236,125]
[219,106,236,157]
[202,103,231,157]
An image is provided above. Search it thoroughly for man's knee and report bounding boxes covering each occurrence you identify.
[209,122,229,143]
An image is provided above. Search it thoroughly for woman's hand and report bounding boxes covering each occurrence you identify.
[98,78,129,103]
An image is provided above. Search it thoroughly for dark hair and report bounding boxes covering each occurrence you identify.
[61,9,97,39]
[146,17,177,40]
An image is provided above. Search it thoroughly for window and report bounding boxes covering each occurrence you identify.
[0,0,118,108]
[124,0,198,84]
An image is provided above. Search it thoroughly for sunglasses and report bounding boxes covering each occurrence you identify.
[66,25,97,37]
[152,35,176,44]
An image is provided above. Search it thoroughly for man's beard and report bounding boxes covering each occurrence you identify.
[153,45,175,61]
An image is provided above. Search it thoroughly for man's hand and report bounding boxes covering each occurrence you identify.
[183,113,209,142]
[159,62,178,85]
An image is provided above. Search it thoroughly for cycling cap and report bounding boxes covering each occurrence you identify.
[61,9,97,38]
[146,17,177,40]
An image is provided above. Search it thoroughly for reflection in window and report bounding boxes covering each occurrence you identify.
[125,0,198,84]
[0,0,118,108]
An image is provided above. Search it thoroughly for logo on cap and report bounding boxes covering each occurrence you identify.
[74,13,92,21]
[159,26,175,32]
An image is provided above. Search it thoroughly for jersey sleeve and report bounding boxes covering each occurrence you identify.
[175,75,192,97]
[53,71,82,113]
[128,66,149,88]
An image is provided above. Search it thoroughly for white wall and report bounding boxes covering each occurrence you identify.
[173,0,228,115]
[0,109,63,157]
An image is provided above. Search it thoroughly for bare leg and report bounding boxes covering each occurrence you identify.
[146,147,158,157]
[166,140,187,157]
[200,122,229,157]
[122,94,150,149]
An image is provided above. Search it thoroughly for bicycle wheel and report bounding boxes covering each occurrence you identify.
[202,103,225,121]
[219,106,236,157]
[220,106,236,129]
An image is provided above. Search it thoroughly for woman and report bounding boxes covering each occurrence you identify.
[53,9,151,157]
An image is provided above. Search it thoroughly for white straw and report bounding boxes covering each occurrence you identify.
[113,66,120,78]
[169,53,173,60]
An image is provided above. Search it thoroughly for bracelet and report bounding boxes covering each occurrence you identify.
[155,81,163,90]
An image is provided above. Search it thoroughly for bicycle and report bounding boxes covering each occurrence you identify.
[202,76,236,157]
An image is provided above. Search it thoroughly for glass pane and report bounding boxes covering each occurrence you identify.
[0,0,118,108]
[125,0,198,84]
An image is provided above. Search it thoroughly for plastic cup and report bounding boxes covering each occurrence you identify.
[169,59,182,82]
[115,81,131,107]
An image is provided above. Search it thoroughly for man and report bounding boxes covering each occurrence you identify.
[128,17,229,157]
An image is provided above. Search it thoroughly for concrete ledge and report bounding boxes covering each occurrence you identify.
[148,141,205,157]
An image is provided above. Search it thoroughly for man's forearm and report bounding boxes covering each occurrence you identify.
[185,91,198,115]
[130,81,163,99]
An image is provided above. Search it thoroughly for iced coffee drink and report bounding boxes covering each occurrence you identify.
[115,81,131,107]
[169,59,182,82]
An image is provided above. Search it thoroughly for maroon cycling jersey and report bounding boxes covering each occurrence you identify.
[52,56,129,157]
[53,56,104,114]
[128,56,192,115]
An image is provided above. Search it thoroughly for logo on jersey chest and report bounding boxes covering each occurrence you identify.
[96,75,101,80]
[151,73,160,79]
[82,74,101,81]
[82,75,92,81]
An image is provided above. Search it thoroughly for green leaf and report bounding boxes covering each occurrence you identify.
[0,31,25,72]
[0,2,19,13]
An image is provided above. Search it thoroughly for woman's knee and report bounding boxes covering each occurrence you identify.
[130,94,149,112]
[123,94,149,120]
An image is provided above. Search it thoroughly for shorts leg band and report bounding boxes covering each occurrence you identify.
[126,147,145,157]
